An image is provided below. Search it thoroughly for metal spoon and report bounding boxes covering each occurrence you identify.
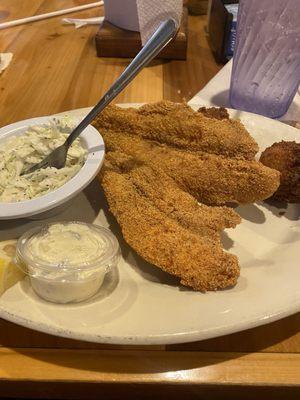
[21,18,178,176]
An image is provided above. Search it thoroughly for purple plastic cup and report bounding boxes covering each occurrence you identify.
[230,0,300,118]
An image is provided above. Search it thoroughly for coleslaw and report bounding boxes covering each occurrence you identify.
[0,118,87,202]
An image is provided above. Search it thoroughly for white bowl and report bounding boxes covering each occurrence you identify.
[0,116,105,220]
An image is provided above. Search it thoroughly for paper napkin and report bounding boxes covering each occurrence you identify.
[104,0,183,45]
[0,53,13,74]
[62,17,104,28]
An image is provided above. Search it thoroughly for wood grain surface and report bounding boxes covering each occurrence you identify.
[0,1,299,399]
[0,0,220,128]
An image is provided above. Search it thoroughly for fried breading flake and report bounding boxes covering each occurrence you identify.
[198,106,230,120]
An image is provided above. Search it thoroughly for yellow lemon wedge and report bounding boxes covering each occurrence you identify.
[0,240,25,296]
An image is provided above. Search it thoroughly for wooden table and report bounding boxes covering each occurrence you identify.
[0,1,299,399]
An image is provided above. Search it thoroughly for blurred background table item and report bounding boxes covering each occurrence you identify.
[98,0,184,57]
[189,59,300,126]
[229,0,300,118]
[187,0,209,15]
[0,1,300,399]
[0,0,220,127]
[95,4,188,59]
[207,0,239,63]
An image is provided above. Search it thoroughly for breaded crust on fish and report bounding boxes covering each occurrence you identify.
[95,101,259,160]
[92,101,280,291]
[102,152,240,291]
[100,129,280,205]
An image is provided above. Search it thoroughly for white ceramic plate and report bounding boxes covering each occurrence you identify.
[0,104,299,345]
[0,116,105,219]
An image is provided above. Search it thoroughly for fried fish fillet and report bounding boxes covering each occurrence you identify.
[102,152,240,291]
[99,129,280,205]
[92,102,280,291]
[95,101,258,160]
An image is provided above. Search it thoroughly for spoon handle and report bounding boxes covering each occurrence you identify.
[65,18,178,147]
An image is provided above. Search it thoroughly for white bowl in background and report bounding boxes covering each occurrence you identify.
[0,116,105,220]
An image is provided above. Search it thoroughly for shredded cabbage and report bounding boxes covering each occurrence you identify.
[0,117,87,202]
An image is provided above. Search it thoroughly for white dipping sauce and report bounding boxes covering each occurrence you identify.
[17,222,120,304]
[28,224,106,266]
[30,270,106,304]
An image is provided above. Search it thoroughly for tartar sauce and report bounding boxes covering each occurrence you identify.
[16,222,120,304]
[28,223,106,266]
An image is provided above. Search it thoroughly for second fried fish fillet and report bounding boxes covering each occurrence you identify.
[100,130,280,205]
[104,151,241,239]
[102,152,240,291]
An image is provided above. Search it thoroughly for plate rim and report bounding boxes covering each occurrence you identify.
[1,293,300,345]
[0,104,299,345]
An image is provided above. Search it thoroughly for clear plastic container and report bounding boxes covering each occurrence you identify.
[229,0,300,118]
[15,221,120,304]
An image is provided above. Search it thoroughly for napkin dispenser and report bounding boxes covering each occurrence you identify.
[208,0,239,64]
[95,3,188,60]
